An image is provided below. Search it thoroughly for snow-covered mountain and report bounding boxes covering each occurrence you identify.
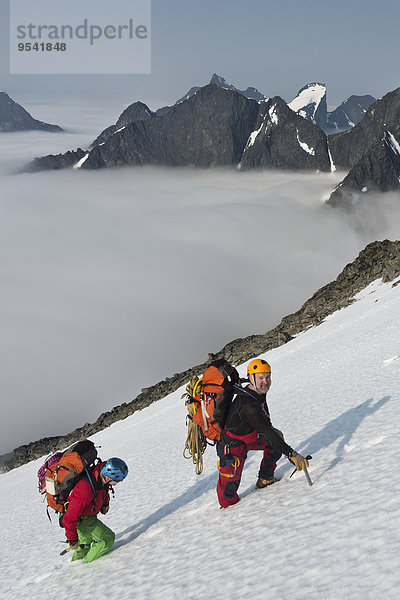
[2,262,400,599]
[288,83,328,131]
[287,85,375,134]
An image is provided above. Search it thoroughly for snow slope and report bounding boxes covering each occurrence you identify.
[288,83,326,122]
[1,276,400,600]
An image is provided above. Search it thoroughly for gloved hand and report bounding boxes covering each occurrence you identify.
[273,427,284,439]
[68,539,80,551]
[289,451,309,471]
[100,505,110,514]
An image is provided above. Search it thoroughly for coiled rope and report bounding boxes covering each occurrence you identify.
[182,377,207,475]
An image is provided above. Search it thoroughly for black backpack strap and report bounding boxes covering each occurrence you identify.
[82,466,99,511]
[232,384,260,401]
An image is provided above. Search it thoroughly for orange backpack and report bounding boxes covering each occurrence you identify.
[188,359,240,441]
[38,439,98,513]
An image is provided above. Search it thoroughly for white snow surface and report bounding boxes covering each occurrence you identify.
[296,130,315,155]
[1,277,400,599]
[289,84,326,120]
[269,103,279,125]
[72,153,89,169]
[386,131,400,156]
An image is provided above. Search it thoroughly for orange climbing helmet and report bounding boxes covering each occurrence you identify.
[247,358,271,377]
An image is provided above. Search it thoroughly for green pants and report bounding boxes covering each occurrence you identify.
[71,515,115,563]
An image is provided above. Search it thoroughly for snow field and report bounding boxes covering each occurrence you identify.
[1,277,400,599]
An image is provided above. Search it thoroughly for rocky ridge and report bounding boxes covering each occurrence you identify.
[27,85,331,172]
[327,95,376,132]
[2,239,400,472]
[239,96,331,171]
[0,91,62,132]
[328,87,400,206]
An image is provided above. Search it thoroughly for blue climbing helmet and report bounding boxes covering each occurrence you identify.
[101,457,128,482]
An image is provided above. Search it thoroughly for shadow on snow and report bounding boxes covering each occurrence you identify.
[298,395,391,475]
[112,395,391,549]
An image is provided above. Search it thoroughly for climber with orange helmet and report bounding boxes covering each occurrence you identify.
[216,358,308,508]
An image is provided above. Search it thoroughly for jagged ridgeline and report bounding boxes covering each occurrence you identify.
[328,87,400,206]
[21,79,400,207]
[26,84,332,172]
[2,239,400,472]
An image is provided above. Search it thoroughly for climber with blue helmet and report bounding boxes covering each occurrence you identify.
[62,457,128,563]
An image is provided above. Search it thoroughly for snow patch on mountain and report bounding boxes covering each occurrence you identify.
[73,153,89,169]
[288,83,327,122]
[268,104,279,125]
[296,130,315,155]
[386,131,400,155]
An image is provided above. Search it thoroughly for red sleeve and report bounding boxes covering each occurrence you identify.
[62,480,93,541]
[103,488,110,507]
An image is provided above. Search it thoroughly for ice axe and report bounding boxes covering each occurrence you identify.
[60,542,86,556]
[290,455,313,486]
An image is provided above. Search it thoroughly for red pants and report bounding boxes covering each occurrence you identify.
[216,439,281,508]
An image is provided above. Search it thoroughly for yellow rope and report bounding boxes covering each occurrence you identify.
[182,377,207,475]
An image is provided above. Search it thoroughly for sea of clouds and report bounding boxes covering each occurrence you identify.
[1,97,400,454]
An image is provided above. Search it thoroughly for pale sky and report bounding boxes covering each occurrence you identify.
[1,0,400,110]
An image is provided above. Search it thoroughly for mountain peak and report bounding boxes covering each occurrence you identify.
[288,83,327,130]
[174,74,267,106]
[0,91,63,132]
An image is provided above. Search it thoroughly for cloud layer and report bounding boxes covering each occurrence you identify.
[1,121,400,454]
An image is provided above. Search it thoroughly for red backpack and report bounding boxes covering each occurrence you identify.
[37,439,98,514]
[187,359,240,441]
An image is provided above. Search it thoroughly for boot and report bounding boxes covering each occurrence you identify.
[71,544,91,561]
[255,476,278,489]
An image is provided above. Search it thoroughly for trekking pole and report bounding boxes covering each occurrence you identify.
[290,455,313,486]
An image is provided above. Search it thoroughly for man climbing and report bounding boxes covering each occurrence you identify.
[62,457,128,562]
[216,359,308,508]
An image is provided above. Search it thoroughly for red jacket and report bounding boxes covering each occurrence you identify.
[62,463,110,542]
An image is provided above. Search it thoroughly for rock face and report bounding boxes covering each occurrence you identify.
[328,88,400,206]
[288,83,328,131]
[2,239,400,472]
[83,84,261,169]
[239,96,331,171]
[0,92,62,132]
[167,73,267,110]
[327,95,376,132]
[28,84,330,172]
[208,74,267,102]
[91,101,154,146]
[24,148,87,172]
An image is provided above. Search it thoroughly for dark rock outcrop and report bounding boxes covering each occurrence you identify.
[239,96,331,171]
[327,95,376,132]
[24,148,87,172]
[91,101,155,146]
[159,73,267,116]
[82,84,260,169]
[208,74,267,102]
[328,88,400,205]
[0,92,63,132]
[2,239,399,472]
